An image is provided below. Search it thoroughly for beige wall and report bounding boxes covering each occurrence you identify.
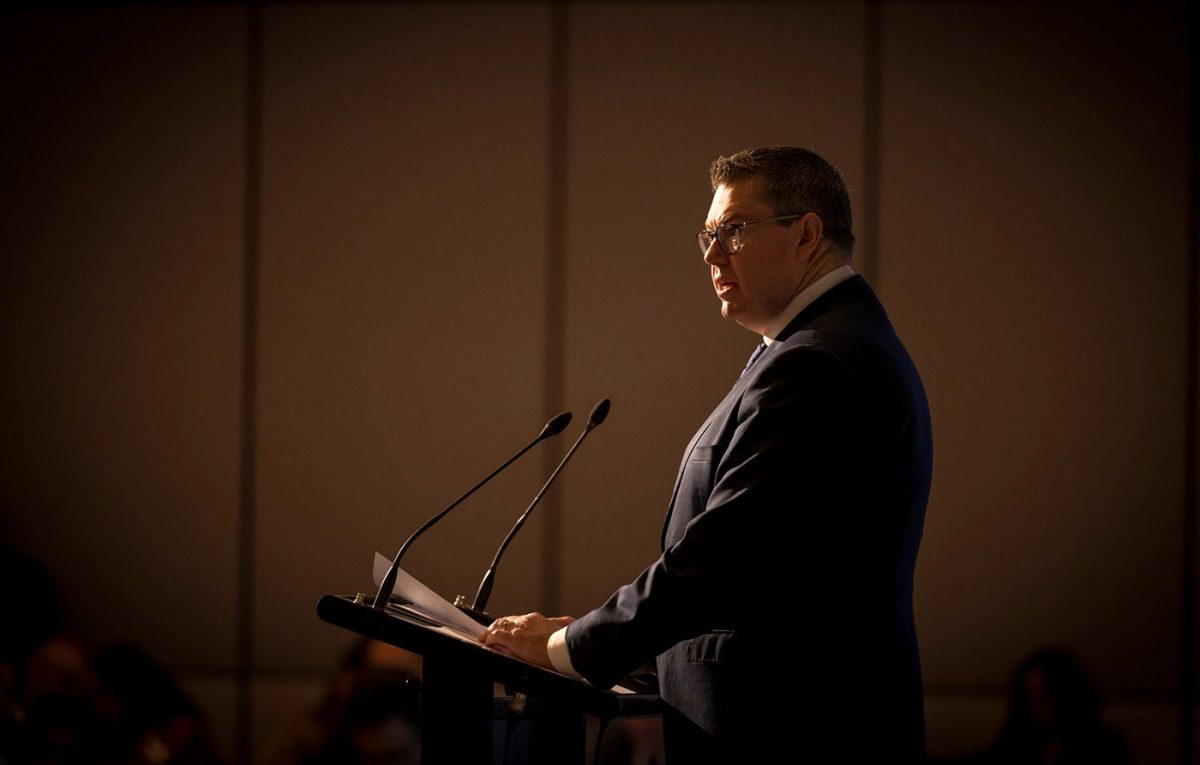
[0,2,1191,762]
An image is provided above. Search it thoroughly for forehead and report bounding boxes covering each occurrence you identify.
[706,176,772,226]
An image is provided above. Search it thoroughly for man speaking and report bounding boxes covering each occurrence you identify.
[484,146,932,762]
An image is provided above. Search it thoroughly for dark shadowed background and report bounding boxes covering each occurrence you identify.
[1,1,1194,762]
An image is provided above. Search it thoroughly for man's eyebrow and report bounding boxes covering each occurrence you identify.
[706,209,751,229]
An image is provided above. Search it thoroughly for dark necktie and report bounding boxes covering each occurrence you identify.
[739,342,767,379]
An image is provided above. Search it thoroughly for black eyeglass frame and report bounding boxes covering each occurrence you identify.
[696,214,804,256]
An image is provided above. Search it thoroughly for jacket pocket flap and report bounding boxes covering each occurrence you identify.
[685,630,735,663]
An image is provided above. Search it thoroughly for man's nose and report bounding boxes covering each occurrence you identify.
[702,239,727,266]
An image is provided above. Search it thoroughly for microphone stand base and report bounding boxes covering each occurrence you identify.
[453,595,494,626]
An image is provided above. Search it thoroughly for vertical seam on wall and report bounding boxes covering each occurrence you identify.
[861,0,882,289]
[1181,6,1197,763]
[541,0,569,614]
[236,4,263,764]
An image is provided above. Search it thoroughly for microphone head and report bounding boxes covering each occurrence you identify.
[541,411,573,438]
[587,398,611,427]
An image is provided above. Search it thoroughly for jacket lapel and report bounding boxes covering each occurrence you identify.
[658,276,873,550]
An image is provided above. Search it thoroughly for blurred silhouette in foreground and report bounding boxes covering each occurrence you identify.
[982,647,1129,765]
[0,545,221,764]
[4,635,222,765]
[271,638,420,765]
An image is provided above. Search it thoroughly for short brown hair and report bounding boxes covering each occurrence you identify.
[710,146,855,254]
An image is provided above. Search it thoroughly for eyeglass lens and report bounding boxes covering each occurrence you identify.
[697,225,738,256]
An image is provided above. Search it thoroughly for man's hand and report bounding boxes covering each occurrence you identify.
[482,612,574,669]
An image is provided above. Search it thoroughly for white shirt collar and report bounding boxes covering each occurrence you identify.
[762,264,856,345]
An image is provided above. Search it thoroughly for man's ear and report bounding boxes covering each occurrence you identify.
[796,213,824,257]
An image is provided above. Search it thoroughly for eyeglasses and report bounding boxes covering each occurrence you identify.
[696,214,803,256]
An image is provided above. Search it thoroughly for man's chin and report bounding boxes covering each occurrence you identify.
[721,304,763,334]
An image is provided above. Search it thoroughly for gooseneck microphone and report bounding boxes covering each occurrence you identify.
[460,399,611,623]
[372,411,573,611]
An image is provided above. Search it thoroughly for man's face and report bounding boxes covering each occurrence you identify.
[703,177,805,335]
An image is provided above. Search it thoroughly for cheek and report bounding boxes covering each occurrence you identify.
[765,262,796,295]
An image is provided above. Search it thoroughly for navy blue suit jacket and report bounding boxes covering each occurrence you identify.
[565,276,932,762]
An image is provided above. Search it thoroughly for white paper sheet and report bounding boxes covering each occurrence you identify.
[372,552,487,639]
